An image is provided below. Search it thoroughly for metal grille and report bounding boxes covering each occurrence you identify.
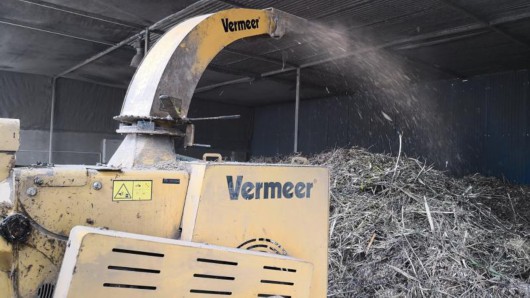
[37,283,55,298]
[54,227,313,297]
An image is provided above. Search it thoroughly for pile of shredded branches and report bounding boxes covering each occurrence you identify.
[254,148,530,297]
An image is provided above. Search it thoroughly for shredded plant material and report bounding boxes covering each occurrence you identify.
[254,148,530,297]
[134,159,187,171]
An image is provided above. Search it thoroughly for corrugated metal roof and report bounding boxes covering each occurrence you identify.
[0,0,530,104]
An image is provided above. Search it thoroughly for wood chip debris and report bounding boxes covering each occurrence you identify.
[253,147,530,297]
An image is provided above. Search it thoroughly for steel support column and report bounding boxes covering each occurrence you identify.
[48,77,57,163]
[294,68,300,153]
[144,27,150,53]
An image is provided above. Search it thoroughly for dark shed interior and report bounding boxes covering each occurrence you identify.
[1,0,529,183]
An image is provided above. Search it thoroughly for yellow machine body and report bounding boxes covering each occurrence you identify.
[181,163,329,298]
[11,167,189,297]
[0,119,19,181]
[16,167,188,238]
[0,7,329,298]
[119,8,280,120]
[3,163,328,297]
[54,227,314,297]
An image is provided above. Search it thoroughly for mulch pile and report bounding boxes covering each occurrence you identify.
[254,148,530,297]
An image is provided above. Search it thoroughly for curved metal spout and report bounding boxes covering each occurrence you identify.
[109,8,310,167]
[117,8,286,123]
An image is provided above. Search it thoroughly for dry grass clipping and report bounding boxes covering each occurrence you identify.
[254,148,530,297]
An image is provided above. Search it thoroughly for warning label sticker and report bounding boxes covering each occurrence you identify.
[112,180,152,201]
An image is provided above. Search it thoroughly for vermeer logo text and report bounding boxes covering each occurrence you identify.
[226,176,314,200]
[222,18,259,32]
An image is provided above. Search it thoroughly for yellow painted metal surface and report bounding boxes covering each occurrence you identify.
[29,167,88,187]
[182,163,329,298]
[0,237,12,271]
[0,118,20,152]
[0,204,13,297]
[188,8,275,76]
[121,8,278,119]
[16,167,188,237]
[0,118,19,182]
[7,163,329,297]
[16,244,60,297]
[180,164,206,235]
[0,271,13,298]
[55,227,313,298]
[12,167,189,297]
[0,153,15,182]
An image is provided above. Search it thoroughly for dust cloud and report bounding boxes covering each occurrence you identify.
[283,21,461,172]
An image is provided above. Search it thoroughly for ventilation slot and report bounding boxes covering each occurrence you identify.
[263,266,297,273]
[193,274,235,280]
[190,268,235,295]
[257,295,291,298]
[112,248,164,257]
[108,265,160,274]
[197,258,238,266]
[103,283,156,290]
[37,283,55,298]
[260,280,294,286]
[190,289,232,295]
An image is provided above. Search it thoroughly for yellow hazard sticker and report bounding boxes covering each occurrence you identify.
[112,180,152,201]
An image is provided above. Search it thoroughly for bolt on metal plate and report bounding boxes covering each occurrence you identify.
[34,177,44,185]
[26,187,37,196]
[92,181,102,190]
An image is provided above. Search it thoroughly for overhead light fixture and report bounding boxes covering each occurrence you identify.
[130,39,144,68]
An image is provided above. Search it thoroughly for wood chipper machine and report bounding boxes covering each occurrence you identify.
[0,8,329,298]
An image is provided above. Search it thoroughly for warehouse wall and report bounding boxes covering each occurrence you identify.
[0,70,253,165]
[252,69,530,184]
[180,100,254,160]
[0,71,125,165]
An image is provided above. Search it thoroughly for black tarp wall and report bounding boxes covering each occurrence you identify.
[252,69,530,184]
[0,70,253,164]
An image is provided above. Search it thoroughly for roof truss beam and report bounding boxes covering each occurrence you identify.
[196,9,530,92]
[439,0,530,48]
[0,17,114,45]
[204,63,342,94]
[15,0,146,29]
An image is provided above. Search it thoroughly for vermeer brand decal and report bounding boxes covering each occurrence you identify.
[226,175,314,200]
[221,18,259,32]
